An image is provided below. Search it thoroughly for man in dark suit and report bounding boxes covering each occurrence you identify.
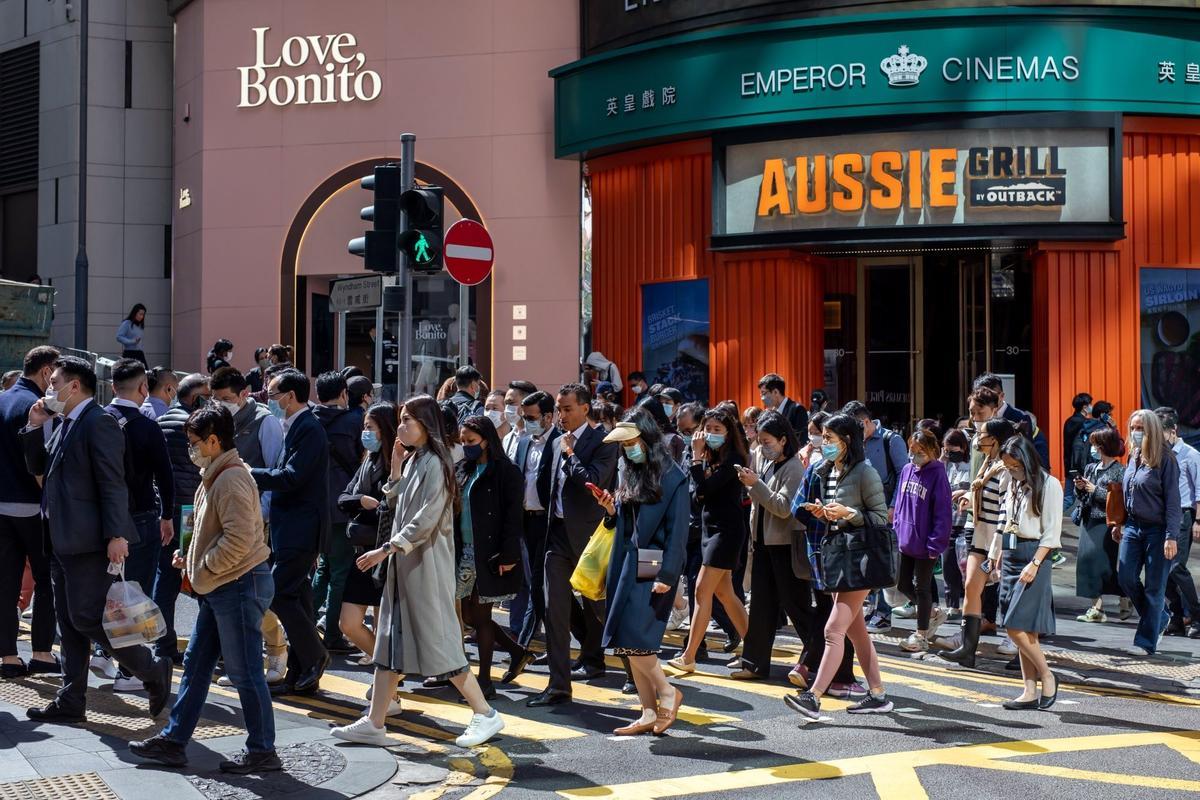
[758,373,808,439]
[528,384,618,707]
[512,391,560,650]
[251,369,330,695]
[20,356,172,723]
[972,373,1051,469]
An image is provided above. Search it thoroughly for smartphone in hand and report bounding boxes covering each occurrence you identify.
[585,482,605,499]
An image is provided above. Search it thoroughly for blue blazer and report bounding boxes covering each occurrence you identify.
[251,408,331,553]
[601,462,689,652]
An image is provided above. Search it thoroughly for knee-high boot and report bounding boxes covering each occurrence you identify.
[942,614,981,668]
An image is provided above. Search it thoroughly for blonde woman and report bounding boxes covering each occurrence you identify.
[1117,410,1181,656]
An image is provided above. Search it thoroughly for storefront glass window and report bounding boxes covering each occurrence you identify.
[1140,268,1200,446]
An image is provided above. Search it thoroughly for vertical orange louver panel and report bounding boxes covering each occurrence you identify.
[1036,117,1200,478]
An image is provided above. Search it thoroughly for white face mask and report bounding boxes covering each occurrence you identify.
[219,400,241,417]
[43,383,73,415]
[504,405,520,427]
[486,409,504,430]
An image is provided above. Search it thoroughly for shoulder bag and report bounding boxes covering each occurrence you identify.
[817,465,899,591]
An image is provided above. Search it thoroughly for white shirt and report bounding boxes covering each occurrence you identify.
[281,405,308,435]
[524,433,545,512]
[555,423,590,519]
[110,397,141,411]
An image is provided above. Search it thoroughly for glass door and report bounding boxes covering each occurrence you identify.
[858,257,920,434]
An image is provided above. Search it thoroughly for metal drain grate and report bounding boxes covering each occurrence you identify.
[0,772,117,800]
[0,678,244,741]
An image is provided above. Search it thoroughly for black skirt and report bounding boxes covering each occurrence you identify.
[342,561,383,607]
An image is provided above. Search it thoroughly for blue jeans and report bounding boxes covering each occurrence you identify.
[1117,523,1172,652]
[163,563,276,753]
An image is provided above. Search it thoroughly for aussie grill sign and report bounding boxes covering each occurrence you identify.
[717,126,1116,241]
[238,27,382,108]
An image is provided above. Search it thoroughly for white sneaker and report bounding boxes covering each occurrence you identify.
[899,632,929,652]
[113,675,144,693]
[936,632,963,650]
[666,607,689,631]
[455,710,504,748]
[330,716,389,746]
[90,655,119,680]
[997,636,1018,656]
[20,603,33,621]
[356,654,374,666]
[264,654,287,685]
[892,603,917,619]
[1124,645,1153,657]
[927,607,949,637]
[216,675,234,687]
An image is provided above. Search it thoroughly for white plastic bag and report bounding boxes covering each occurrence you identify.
[103,565,166,649]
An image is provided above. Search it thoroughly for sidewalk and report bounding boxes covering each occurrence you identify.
[0,668,397,800]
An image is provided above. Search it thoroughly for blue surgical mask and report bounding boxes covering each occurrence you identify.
[821,443,842,461]
[268,399,285,420]
[361,430,381,452]
[705,432,726,450]
[623,443,647,464]
[525,419,544,437]
[1089,445,1100,461]
[463,443,484,461]
[661,403,675,418]
[1131,430,1145,448]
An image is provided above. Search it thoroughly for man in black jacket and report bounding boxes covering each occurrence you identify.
[447,365,484,424]
[104,359,176,691]
[20,357,172,723]
[154,373,210,663]
[252,369,330,695]
[513,391,560,650]
[310,372,363,654]
[527,384,618,707]
[758,373,809,439]
[0,346,59,678]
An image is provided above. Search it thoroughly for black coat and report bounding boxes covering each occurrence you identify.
[313,404,365,525]
[251,409,331,554]
[455,457,526,599]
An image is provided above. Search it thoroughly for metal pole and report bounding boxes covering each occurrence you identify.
[73,0,89,349]
[336,311,346,370]
[398,133,416,401]
[458,282,469,367]
[374,300,384,385]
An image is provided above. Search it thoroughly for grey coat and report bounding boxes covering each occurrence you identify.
[373,448,467,678]
[812,458,889,530]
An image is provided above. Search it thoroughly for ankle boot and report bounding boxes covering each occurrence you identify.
[942,614,980,668]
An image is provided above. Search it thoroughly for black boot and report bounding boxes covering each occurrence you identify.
[942,614,980,668]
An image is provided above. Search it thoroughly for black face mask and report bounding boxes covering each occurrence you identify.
[946,451,968,463]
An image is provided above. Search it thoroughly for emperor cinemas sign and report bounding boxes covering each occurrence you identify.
[238,27,382,108]
[718,126,1114,237]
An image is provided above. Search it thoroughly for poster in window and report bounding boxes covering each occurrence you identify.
[642,280,710,403]
[1140,268,1200,446]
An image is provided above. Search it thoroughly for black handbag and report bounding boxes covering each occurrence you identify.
[637,548,664,580]
[370,499,396,588]
[818,522,899,592]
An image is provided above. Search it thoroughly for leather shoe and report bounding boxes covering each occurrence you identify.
[501,650,535,684]
[1038,673,1060,710]
[27,702,85,724]
[1001,697,1040,710]
[571,665,605,681]
[293,652,331,695]
[613,718,657,736]
[526,689,571,708]
[146,656,174,717]
[532,653,549,666]
[269,680,297,697]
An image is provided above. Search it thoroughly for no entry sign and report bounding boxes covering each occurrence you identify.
[443,219,494,286]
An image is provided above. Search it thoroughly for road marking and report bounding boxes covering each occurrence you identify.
[556,730,1200,799]
[664,667,850,710]
[873,766,927,800]
[961,756,1200,792]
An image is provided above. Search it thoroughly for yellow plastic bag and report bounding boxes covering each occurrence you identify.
[570,522,615,601]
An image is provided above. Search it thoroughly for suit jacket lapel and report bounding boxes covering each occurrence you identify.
[49,406,88,475]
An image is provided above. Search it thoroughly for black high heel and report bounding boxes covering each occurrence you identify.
[1038,672,1059,710]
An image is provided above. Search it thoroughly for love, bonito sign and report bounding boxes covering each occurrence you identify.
[237,26,382,108]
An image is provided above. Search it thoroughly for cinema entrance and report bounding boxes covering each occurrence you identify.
[821,249,1034,434]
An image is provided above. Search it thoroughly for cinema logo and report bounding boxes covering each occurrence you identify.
[966,146,1067,209]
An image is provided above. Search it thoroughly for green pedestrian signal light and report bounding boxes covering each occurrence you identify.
[399,185,444,273]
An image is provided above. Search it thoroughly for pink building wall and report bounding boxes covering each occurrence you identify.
[171,0,580,390]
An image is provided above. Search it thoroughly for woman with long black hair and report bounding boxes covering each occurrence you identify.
[454,415,531,698]
[667,405,750,671]
[595,409,690,735]
[116,304,148,366]
[786,413,892,719]
[207,339,234,374]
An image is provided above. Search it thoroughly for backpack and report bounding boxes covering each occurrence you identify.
[1069,418,1107,475]
[880,429,903,500]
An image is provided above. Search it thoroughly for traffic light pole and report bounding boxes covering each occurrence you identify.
[397,132,416,402]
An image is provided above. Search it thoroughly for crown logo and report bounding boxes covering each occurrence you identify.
[880,44,927,87]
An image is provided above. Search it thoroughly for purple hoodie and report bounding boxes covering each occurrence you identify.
[892,458,952,559]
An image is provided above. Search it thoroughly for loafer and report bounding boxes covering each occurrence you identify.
[1,660,28,679]
[651,688,684,735]
[219,749,283,774]
[613,718,656,736]
[570,665,605,681]
[1001,697,1040,710]
[269,680,298,697]
[26,657,61,676]
[621,681,638,695]
[526,689,570,708]
[721,634,742,654]
[500,650,534,684]
[293,652,331,694]
[26,701,85,724]
[129,735,187,767]
[145,657,174,717]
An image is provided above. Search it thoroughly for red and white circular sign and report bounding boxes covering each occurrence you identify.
[443,219,494,286]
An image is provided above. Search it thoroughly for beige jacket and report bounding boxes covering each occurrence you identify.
[186,448,271,595]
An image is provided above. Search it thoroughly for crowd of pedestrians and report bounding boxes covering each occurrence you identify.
[1,335,1198,771]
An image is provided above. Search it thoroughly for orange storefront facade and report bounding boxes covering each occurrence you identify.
[557,5,1200,478]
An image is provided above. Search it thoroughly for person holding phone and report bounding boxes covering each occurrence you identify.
[594,410,689,735]
[785,413,892,719]
[452,415,531,697]
[667,405,750,672]
[943,395,1018,669]
[1073,427,1128,623]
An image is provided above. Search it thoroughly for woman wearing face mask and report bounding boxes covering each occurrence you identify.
[894,428,954,653]
[1073,427,1129,624]
[943,399,1018,668]
[245,348,270,394]
[786,413,892,719]
[743,406,763,461]
[594,410,689,735]
[206,339,234,375]
[453,415,530,698]
[941,429,973,619]
[984,436,1064,709]
[116,304,148,367]
[667,406,750,671]
[1116,410,1181,656]
[334,396,504,748]
[337,403,396,674]
[799,411,830,470]
[732,411,812,682]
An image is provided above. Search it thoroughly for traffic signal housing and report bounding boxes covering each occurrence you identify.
[348,164,403,273]
[398,185,444,273]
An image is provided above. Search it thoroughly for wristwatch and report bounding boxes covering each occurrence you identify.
[381,542,395,554]
[1031,558,1043,568]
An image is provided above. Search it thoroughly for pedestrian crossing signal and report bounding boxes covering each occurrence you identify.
[399,185,443,273]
